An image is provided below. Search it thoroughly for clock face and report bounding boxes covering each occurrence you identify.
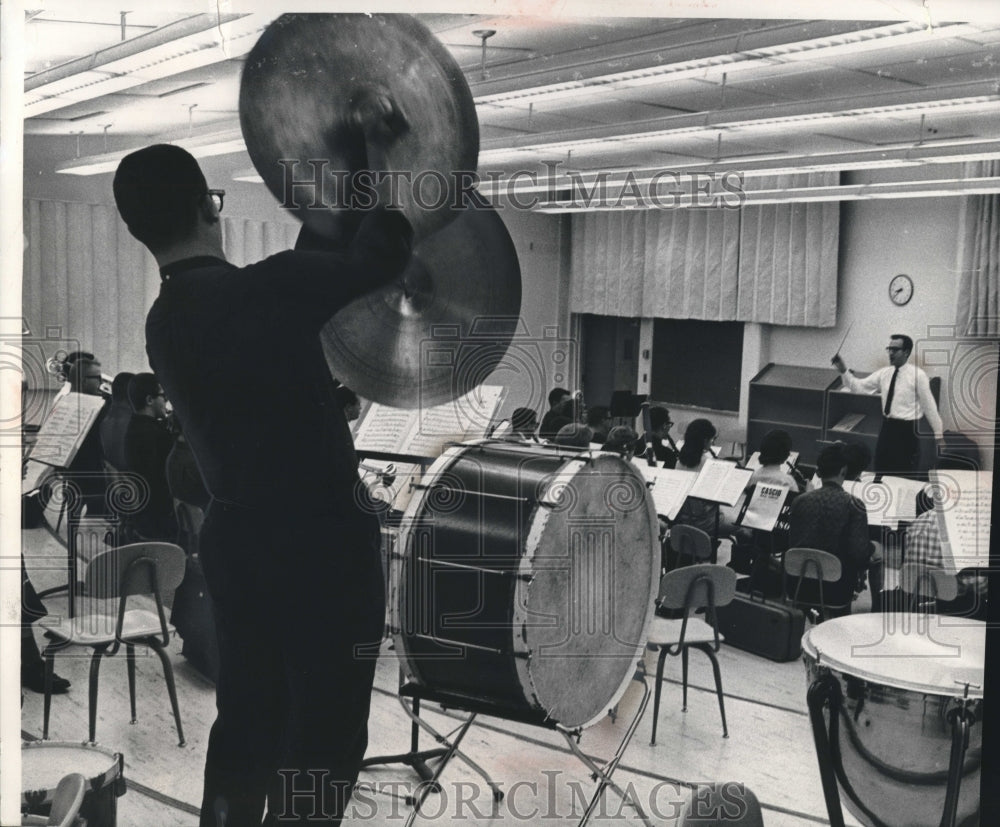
[889,274,913,306]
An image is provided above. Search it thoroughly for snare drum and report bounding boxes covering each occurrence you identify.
[802,615,984,827]
[22,741,125,827]
[391,441,659,729]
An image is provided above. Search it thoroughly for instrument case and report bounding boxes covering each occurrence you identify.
[715,591,806,662]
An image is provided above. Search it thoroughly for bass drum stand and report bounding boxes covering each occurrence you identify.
[363,662,655,827]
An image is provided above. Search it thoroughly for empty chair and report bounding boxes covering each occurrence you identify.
[40,542,187,746]
[648,564,737,743]
[667,524,715,571]
[782,547,850,622]
[21,772,86,827]
[678,781,765,826]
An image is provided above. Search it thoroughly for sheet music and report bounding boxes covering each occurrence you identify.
[632,465,698,520]
[354,386,503,458]
[744,451,799,471]
[26,392,106,468]
[738,483,791,531]
[353,406,415,454]
[844,474,925,528]
[930,470,992,570]
[688,459,753,506]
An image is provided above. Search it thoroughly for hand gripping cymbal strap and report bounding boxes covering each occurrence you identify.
[557,663,654,827]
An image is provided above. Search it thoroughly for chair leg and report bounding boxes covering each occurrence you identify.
[698,644,728,738]
[88,647,107,745]
[148,638,185,747]
[681,646,689,712]
[42,646,56,739]
[650,647,669,746]
[126,643,137,724]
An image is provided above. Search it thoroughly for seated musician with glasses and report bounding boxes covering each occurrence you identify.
[123,372,178,542]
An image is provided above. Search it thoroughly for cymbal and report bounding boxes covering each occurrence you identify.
[240,13,479,244]
[321,199,522,408]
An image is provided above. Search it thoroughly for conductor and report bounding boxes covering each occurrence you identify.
[113,144,412,825]
[832,334,944,476]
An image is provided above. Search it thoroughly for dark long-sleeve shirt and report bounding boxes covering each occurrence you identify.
[145,208,412,515]
[124,413,177,539]
[788,480,871,605]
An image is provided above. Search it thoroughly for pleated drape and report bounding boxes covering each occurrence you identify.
[569,174,839,326]
[736,175,839,327]
[22,199,298,377]
[956,161,1000,337]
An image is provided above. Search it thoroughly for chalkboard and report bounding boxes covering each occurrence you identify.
[651,319,743,412]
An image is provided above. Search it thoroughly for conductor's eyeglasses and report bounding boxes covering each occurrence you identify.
[207,189,225,212]
[885,346,904,352]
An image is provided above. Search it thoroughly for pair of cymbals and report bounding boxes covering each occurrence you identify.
[240,14,522,408]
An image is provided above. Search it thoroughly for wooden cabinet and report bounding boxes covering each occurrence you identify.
[747,364,839,467]
[825,374,883,461]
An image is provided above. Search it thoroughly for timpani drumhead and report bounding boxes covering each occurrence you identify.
[22,740,123,827]
[802,614,984,698]
[514,452,659,728]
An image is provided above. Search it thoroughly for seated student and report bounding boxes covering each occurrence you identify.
[672,419,720,535]
[510,406,539,441]
[788,443,884,615]
[553,422,593,448]
[586,405,612,447]
[902,488,987,619]
[21,559,70,694]
[538,386,572,439]
[602,425,639,456]
[99,371,135,471]
[123,373,177,541]
[750,429,806,493]
[166,413,210,511]
[636,405,678,468]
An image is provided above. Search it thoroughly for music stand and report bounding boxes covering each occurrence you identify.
[609,391,646,420]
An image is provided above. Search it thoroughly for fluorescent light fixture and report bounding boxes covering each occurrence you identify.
[478,93,1000,166]
[57,129,247,176]
[532,176,1000,210]
[25,12,266,117]
[475,22,977,108]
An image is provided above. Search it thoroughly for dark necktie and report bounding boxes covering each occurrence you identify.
[884,367,899,416]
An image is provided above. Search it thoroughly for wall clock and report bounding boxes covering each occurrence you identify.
[889,274,913,306]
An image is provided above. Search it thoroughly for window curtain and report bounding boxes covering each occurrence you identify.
[955,160,1000,336]
[736,174,839,327]
[570,209,741,320]
[569,173,839,326]
[22,199,297,377]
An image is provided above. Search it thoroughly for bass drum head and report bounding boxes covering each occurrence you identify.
[514,452,659,728]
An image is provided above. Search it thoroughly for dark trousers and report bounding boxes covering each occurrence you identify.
[198,502,385,826]
[875,417,919,476]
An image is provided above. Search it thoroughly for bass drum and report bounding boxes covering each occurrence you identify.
[803,614,984,827]
[391,440,659,729]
